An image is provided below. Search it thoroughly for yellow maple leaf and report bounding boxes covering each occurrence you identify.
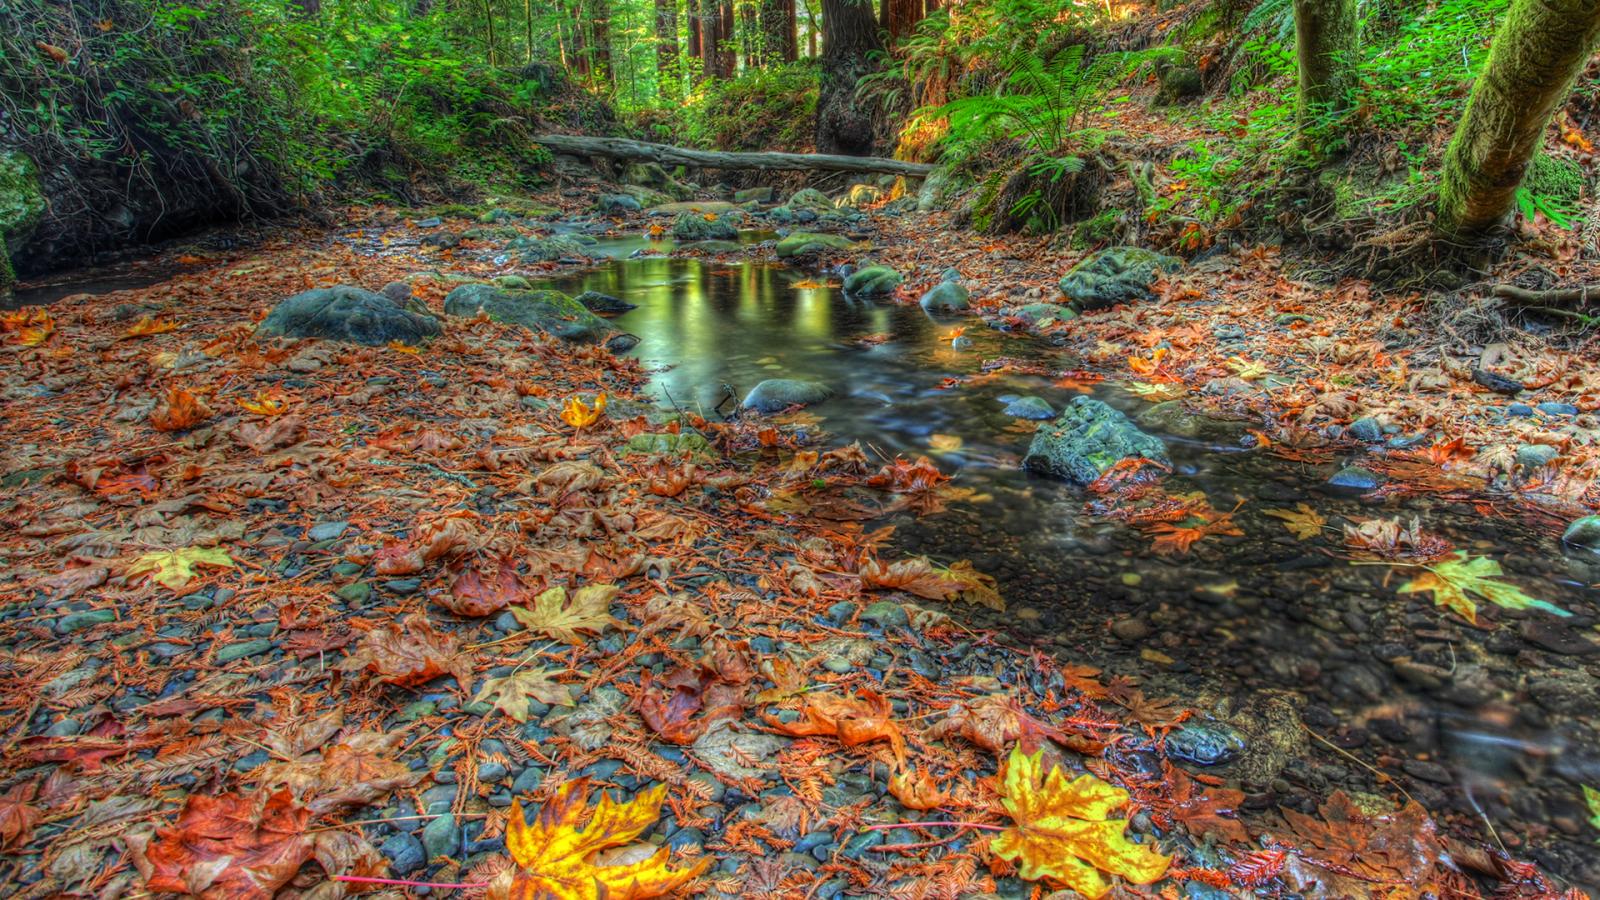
[991,747,1170,899]
[126,546,235,590]
[1128,347,1167,375]
[489,780,709,900]
[512,584,625,643]
[473,669,575,722]
[123,315,179,338]
[561,393,607,429]
[1226,355,1269,381]
[1398,552,1567,625]
[1263,503,1326,540]
[386,340,421,354]
[238,391,286,416]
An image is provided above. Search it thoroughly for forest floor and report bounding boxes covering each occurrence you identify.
[1,173,1597,900]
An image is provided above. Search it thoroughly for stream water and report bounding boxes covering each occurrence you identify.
[541,243,1600,889]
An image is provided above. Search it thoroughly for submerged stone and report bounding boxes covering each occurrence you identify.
[1167,721,1247,767]
[919,279,970,312]
[1003,396,1055,420]
[1023,397,1169,485]
[1561,515,1600,551]
[443,283,631,346]
[1058,246,1182,311]
[574,290,636,313]
[1326,465,1382,493]
[512,233,595,262]
[672,211,737,241]
[742,379,834,413]
[256,286,442,346]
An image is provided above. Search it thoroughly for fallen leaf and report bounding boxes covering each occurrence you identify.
[561,393,607,429]
[488,779,709,900]
[765,689,907,766]
[338,613,472,691]
[150,387,212,432]
[1398,552,1568,624]
[475,669,575,722]
[512,584,626,643]
[888,768,948,811]
[1263,503,1325,540]
[126,546,234,590]
[990,747,1169,898]
[0,782,43,849]
[127,789,313,899]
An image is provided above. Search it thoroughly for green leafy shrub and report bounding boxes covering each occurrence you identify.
[675,62,820,152]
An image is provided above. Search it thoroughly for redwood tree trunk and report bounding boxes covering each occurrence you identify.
[882,0,923,42]
[816,0,884,154]
[1436,0,1600,238]
[656,0,680,98]
[761,0,798,64]
[1292,0,1358,133]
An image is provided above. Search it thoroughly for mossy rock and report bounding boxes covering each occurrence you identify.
[787,188,835,212]
[1023,396,1169,485]
[776,232,855,258]
[672,212,738,241]
[843,265,903,297]
[510,234,596,262]
[443,283,621,345]
[624,431,713,457]
[256,286,442,346]
[1058,246,1181,311]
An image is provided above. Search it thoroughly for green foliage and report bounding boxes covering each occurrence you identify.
[676,62,820,152]
[1519,152,1586,227]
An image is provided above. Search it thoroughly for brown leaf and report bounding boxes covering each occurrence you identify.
[128,789,312,899]
[0,781,43,849]
[764,689,907,766]
[338,613,472,691]
[232,416,307,452]
[441,556,529,617]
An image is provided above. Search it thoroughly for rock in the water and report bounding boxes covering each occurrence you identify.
[734,186,774,203]
[787,188,835,212]
[256,286,441,346]
[1561,515,1600,550]
[919,280,970,312]
[596,194,642,214]
[1167,721,1247,766]
[1326,465,1382,493]
[1022,396,1169,485]
[860,601,909,630]
[1058,246,1181,311]
[443,284,628,345]
[672,211,737,241]
[776,232,855,258]
[742,379,834,413]
[842,265,902,296]
[573,290,637,313]
[513,234,595,262]
[1003,396,1055,420]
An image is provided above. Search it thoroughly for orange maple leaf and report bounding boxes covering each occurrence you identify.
[127,789,313,899]
[487,780,709,900]
[561,393,607,429]
[149,387,212,432]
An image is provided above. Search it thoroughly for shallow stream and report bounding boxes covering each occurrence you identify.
[545,245,1600,889]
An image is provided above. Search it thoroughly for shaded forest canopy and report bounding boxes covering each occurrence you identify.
[3,0,1600,279]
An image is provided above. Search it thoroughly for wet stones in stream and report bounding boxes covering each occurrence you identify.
[919,271,971,312]
[442,283,637,350]
[741,378,834,413]
[775,232,856,259]
[255,285,442,346]
[1022,396,1169,484]
[671,211,738,241]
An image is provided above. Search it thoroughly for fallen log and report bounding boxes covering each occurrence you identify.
[534,134,936,178]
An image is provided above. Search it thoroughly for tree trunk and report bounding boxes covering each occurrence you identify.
[1437,0,1600,238]
[591,0,614,86]
[289,0,320,17]
[882,0,922,42]
[816,0,884,155]
[656,0,681,99]
[741,1,760,67]
[481,0,498,66]
[1292,0,1358,134]
[761,0,798,63]
[714,0,736,76]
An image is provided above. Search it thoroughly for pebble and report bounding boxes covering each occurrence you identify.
[1537,401,1578,416]
[1111,618,1151,641]
[216,639,273,663]
[1347,417,1382,442]
[56,609,116,633]
[1325,465,1382,493]
[307,521,349,541]
[1166,722,1247,766]
[422,814,460,858]
[860,600,909,630]
[380,832,426,875]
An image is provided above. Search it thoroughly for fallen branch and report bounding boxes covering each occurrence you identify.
[533,134,936,178]
[1491,283,1600,307]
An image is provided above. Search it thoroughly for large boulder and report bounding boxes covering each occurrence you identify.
[742,379,834,413]
[672,212,738,241]
[734,186,774,203]
[512,234,596,263]
[256,286,442,346]
[843,265,903,297]
[1023,396,1169,485]
[787,188,836,212]
[776,232,855,259]
[596,194,642,214]
[443,284,633,348]
[919,275,970,313]
[1058,246,1181,311]
[1,151,45,290]
[916,167,952,212]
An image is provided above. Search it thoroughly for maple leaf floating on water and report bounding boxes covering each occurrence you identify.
[127,545,234,590]
[126,789,313,900]
[1126,380,1188,402]
[1263,503,1326,540]
[1398,552,1568,625]
[561,392,607,429]
[488,780,710,900]
[990,747,1170,899]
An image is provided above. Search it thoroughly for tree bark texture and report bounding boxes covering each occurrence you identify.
[816,0,884,155]
[1292,0,1359,131]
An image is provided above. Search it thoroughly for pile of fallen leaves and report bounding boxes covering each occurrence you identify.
[0,215,1584,900]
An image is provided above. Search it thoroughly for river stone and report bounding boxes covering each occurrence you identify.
[734,186,774,203]
[919,280,970,312]
[443,284,629,347]
[916,167,951,212]
[596,194,642,214]
[860,601,909,630]
[1022,396,1169,485]
[574,290,637,313]
[1516,444,1559,469]
[421,813,460,858]
[843,265,902,296]
[1015,302,1075,324]
[1003,396,1055,420]
[672,211,737,241]
[513,234,594,262]
[743,379,834,413]
[256,286,442,346]
[1058,246,1182,311]
[776,232,855,258]
[622,161,692,199]
[380,833,425,876]
[1561,515,1600,550]
[787,188,835,212]
[1167,721,1247,767]
[1326,465,1382,493]
[1348,417,1383,442]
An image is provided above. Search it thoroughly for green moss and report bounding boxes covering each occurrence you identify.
[0,235,13,292]
[1525,153,1585,204]
[1070,209,1120,250]
[0,151,44,268]
[971,171,1006,234]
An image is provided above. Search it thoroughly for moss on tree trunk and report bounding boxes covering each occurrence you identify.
[1436,0,1600,239]
[1292,0,1359,134]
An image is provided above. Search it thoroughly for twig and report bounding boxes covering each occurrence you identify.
[1492,282,1600,308]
